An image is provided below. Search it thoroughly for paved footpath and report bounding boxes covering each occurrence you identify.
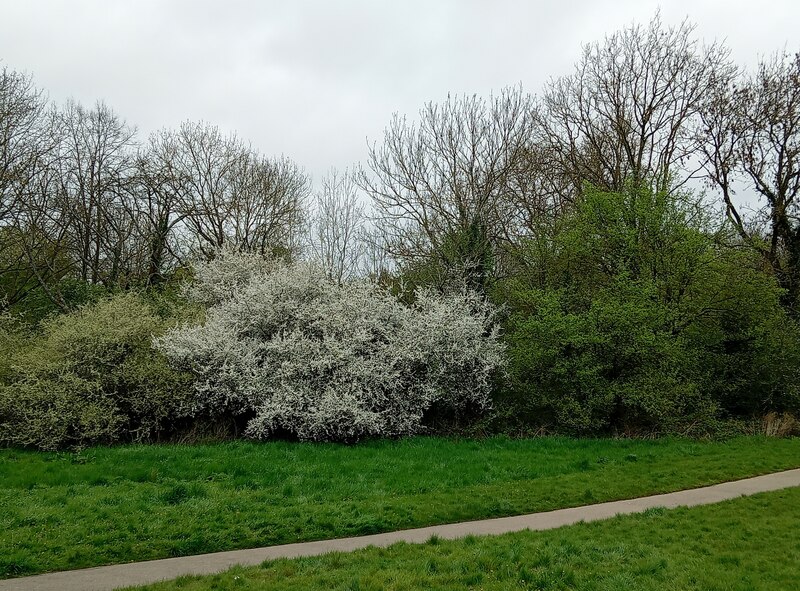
[3,468,800,591]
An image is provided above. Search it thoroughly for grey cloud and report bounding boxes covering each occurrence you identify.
[0,0,797,181]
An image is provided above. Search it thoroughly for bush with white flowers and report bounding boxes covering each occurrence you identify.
[183,245,281,307]
[156,255,505,441]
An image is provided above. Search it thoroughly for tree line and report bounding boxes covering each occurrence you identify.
[364,18,800,307]
[2,16,798,314]
[2,15,800,445]
[0,87,311,314]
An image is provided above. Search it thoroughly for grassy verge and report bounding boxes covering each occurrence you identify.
[1,436,799,578]
[135,487,800,590]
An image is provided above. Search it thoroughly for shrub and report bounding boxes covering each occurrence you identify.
[0,293,194,450]
[497,186,800,435]
[156,259,505,442]
[0,311,26,385]
[0,375,122,450]
[501,282,720,434]
[183,246,280,307]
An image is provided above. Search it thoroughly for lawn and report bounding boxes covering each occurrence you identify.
[2,436,799,578]
[134,487,800,590]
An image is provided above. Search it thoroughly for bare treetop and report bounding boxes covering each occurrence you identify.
[540,13,734,197]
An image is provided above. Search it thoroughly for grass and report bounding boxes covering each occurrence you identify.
[1,435,799,578]
[133,487,800,591]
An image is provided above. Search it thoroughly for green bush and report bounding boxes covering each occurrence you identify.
[497,186,800,435]
[682,248,800,417]
[0,292,194,450]
[501,282,720,434]
[0,312,26,385]
[0,375,122,449]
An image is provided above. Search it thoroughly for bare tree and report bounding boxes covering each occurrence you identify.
[539,14,733,199]
[147,122,309,261]
[358,222,393,282]
[0,70,70,309]
[362,87,536,291]
[10,159,75,310]
[0,67,49,226]
[309,168,365,283]
[700,51,800,307]
[227,151,310,256]
[1,68,314,304]
[136,131,189,284]
[54,99,138,285]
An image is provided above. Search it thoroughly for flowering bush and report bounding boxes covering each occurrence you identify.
[183,246,281,307]
[0,293,194,450]
[156,257,505,442]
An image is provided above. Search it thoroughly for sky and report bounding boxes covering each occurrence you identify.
[1,0,798,184]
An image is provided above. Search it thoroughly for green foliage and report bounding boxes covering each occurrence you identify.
[498,186,800,434]
[0,227,68,314]
[3,278,108,325]
[439,218,495,293]
[0,225,108,324]
[502,283,718,434]
[0,375,122,450]
[0,312,26,384]
[683,249,800,416]
[0,292,194,450]
[396,219,496,297]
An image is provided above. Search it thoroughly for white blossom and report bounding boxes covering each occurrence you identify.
[156,254,505,442]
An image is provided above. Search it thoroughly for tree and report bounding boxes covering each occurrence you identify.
[539,14,733,200]
[145,122,310,260]
[362,87,536,292]
[700,51,800,310]
[135,133,187,285]
[500,186,800,434]
[0,68,47,224]
[309,168,365,283]
[54,100,138,285]
[0,67,58,309]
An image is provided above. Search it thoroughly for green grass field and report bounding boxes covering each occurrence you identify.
[134,487,800,590]
[2,436,799,578]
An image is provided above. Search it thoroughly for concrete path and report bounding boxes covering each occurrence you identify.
[3,468,800,591]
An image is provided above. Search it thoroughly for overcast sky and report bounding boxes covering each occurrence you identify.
[1,1,797,184]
